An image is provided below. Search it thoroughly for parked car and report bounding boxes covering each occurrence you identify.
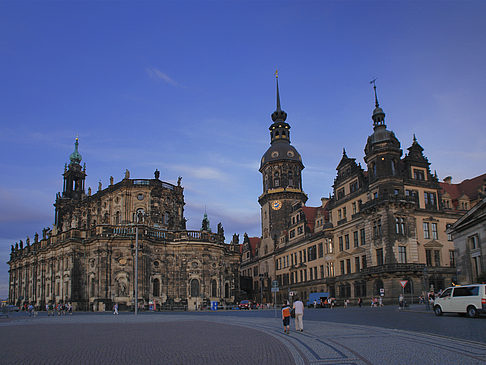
[239,300,251,310]
[434,284,486,318]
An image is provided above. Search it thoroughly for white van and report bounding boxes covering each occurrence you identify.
[434,284,486,318]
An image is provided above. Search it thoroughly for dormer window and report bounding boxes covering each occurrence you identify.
[413,169,425,180]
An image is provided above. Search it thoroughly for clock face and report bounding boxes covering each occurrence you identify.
[137,193,144,201]
[272,200,282,210]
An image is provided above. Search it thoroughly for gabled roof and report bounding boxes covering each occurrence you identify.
[451,197,486,233]
[249,237,261,257]
[440,173,486,203]
[301,206,318,233]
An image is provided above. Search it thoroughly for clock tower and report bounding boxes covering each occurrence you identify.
[259,72,307,246]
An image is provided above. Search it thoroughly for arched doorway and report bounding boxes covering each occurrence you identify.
[211,279,217,297]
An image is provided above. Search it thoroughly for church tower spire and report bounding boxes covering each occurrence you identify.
[370,79,386,129]
[259,71,307,243]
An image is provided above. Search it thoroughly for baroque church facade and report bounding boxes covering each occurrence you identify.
[8,139,240,310]
[241,77,485,305]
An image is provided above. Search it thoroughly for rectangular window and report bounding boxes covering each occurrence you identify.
[360,228,366,245]
[353,231,359,248]
[340,260,345,275]
[338,188,345,199]
[297,226,303,235]
[434,250,441,266]
[423,222,430,239]
[314,266,317,280]
[432,223,438,240]
[469,234,479,249]
[376,248,384,266]
[339,236,343,251]
[299,251,302,263]
[355,256,360,272]
[362,255,367,269]
[413,169,425,180]
[318,242,323,258]
[425,249,432,266]
[352,202,357,214]
[446,224,453,241]
[304,270,307,281]
[345,234,350,250]
[343,207,347,218]
[350,180,359,193]
[303,249,307,262]
[309,268,313,281]
[290,229,295,238]
[320,265,324,279]
[346,259,351,274]
[308,245,317,261]
[449,250,455,268]
[398,246,407,263]
[338,209,342,220]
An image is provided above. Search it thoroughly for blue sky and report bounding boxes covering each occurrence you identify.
[1,1,485,298]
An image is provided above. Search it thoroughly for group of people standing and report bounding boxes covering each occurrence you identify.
[45,302,73,316]
[281,297,304,334]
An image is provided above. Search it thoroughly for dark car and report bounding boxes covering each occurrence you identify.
[239,300,251,310]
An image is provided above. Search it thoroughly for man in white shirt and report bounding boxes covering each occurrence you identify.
[293,296,304,332]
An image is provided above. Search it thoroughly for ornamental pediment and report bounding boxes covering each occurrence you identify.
[336,251,351,259]
[423,240,443,248]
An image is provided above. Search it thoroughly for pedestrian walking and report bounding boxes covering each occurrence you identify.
[358,298,362,307]
[293,296,304,332]
[281,302,291,334]
[113,303,119,315]
[398,294,404,309]
[379,297,383,307]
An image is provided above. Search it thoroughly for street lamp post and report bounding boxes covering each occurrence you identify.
[423,266,430,311]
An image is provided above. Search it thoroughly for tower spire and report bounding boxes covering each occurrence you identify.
[271,70,287,122]
[370,79,386,128]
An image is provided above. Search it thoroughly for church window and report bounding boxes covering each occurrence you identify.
[211,279,217,297]
[153,278,160,297]
[190,279,200,297]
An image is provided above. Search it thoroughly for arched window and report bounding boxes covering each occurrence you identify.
[288,171,293,187]
[190,279,200,297]
[103,212,109,224]
[90,277,96,297]
[391,160,396,175]
[274,171,280,187]
[211,279,217,297]
[115,211,120,225]
[374,279,384,296]
[225,282,230,298]
[153,278,160,297]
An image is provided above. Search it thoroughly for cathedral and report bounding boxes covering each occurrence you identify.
[240,76,485,305]
[8,139,240,311]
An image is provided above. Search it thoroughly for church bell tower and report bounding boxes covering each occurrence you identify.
[258,72,307,245]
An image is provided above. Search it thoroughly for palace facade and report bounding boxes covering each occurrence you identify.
[241,78,485,305]
[8,139,240,310]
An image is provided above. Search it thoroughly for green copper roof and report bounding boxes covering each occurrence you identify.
[69,138,82,164]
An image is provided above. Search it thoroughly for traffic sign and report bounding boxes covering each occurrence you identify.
[272,280,279,288]
[380,288,385,294]
[289,291,294,296]
[271,287,279,293]
[400,280,408,288]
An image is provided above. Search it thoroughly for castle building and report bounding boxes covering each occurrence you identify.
[8,139,240,311]
[241,78,484,304]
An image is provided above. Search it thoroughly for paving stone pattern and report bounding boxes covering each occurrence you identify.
[1,313,486,364]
